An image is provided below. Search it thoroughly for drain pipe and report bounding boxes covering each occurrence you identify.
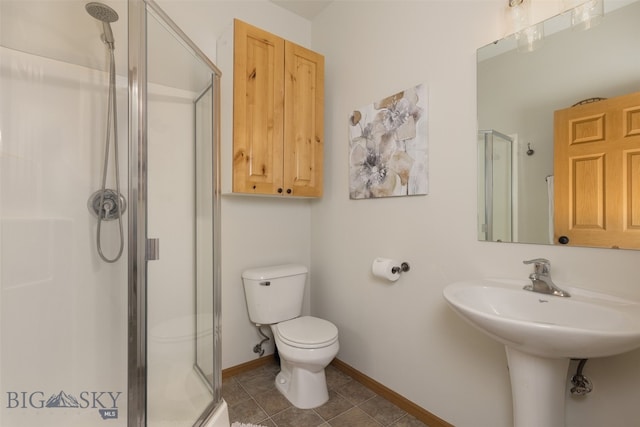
[570,359,593,396]
[253,325,270,357]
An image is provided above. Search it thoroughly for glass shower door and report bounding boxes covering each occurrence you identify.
[142,2,222,426]
[478,130,514,242]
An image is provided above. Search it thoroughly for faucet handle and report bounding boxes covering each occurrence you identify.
[523,258,550,274]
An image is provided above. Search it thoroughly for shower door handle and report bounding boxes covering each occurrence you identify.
[146,238,160,261]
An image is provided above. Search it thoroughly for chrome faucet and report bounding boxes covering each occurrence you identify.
[523,258,570,297]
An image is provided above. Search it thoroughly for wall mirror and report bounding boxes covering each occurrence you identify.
[477,0,640,249]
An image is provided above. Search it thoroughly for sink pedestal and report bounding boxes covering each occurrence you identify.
[506,347,570,427]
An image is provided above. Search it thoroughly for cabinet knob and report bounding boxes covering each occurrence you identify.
[277,188,283,194]
[558,236,569,244]
[286,189,292,194]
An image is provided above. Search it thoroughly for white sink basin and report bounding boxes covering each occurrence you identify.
[443,278,640,358]
[444,278,640,427]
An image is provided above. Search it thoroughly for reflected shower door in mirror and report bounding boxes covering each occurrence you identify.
[477,0,640,249]
[478,130,515,243]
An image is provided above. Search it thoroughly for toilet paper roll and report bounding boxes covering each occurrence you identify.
[372,258,401,282]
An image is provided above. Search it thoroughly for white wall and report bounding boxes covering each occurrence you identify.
[311,1,640,427]
[156,0,312,63]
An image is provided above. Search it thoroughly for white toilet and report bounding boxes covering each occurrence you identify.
[242,264,339,409]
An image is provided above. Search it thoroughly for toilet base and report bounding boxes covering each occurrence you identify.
[274,359,329,409]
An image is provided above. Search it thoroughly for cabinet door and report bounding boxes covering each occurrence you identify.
[232,20,285,194]
[283,42,324,197]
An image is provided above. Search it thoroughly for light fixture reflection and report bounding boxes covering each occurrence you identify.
[508,0,544,52]
[571,0,604,30]
[508,0,528,32]
[517,22,544,52]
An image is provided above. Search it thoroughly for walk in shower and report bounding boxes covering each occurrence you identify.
[0,1,226,426]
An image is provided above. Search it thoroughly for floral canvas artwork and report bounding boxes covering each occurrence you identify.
[348,84,428,199]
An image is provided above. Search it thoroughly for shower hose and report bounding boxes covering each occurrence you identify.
[96,46,124,263]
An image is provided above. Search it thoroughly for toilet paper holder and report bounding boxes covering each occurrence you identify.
[391,262,410,274]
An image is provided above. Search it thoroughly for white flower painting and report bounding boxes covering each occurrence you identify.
[348,84,428,199]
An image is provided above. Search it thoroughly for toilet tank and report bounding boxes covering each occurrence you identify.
[242,264,308,325]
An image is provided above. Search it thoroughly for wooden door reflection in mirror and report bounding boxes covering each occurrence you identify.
[554,91,640,249]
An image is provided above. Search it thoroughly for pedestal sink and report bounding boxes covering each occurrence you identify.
[443,278,640,427]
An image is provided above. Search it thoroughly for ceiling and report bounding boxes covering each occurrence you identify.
[269,0,333,20]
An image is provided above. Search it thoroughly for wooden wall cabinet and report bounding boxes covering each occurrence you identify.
[220,19,324,197]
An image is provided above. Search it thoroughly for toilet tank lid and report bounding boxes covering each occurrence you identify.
[242,264,308,280]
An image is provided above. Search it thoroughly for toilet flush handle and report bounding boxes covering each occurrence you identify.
[260,281,271,286]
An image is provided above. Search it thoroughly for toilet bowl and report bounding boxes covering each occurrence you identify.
[271,316,339,408]
[241,264,340,409]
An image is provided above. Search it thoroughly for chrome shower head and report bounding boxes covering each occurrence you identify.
[85,2,118,48]
[85,2,118,23]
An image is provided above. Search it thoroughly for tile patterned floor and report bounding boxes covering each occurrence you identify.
[223,358,430,427]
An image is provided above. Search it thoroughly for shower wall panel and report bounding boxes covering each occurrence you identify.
[0,47,128,427]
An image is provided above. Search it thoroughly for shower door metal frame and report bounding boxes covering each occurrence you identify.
[127,0,223,425]
[128,0,148,424]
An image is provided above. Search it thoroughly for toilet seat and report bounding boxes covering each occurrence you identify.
[274,316,338,349]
